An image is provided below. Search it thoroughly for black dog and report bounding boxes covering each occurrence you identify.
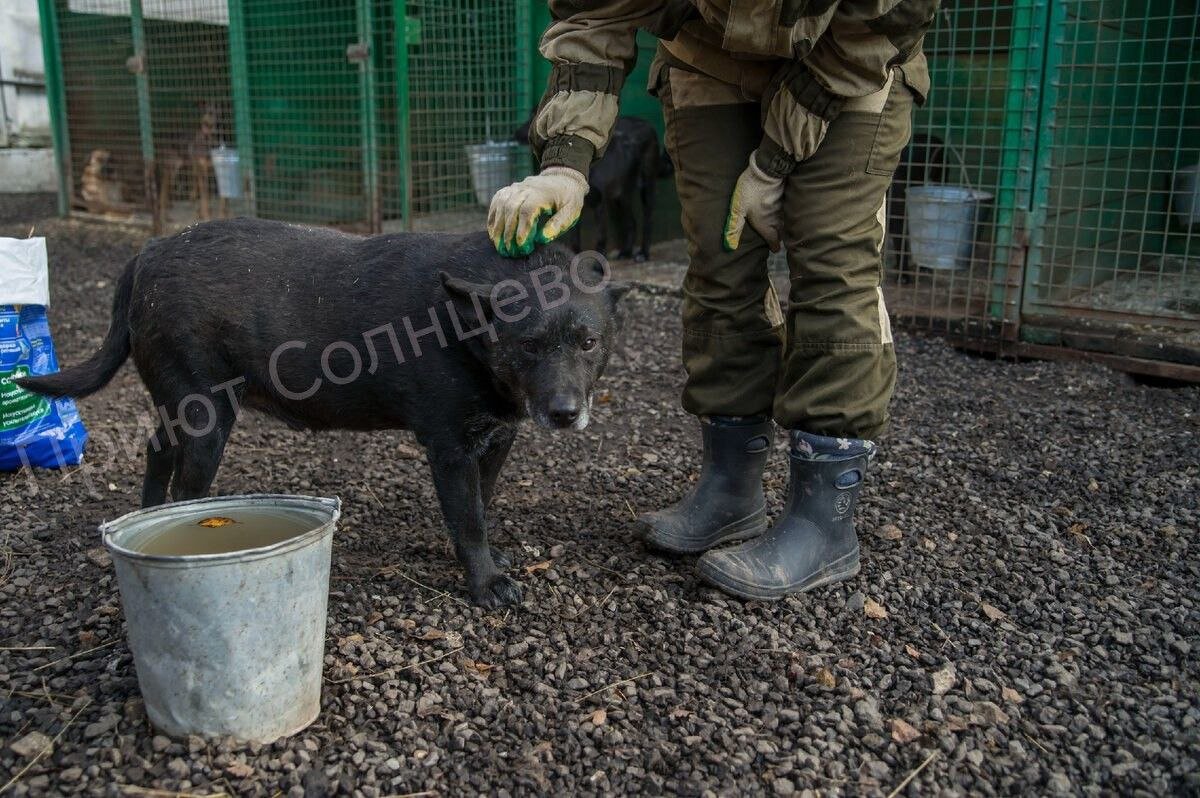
[19,218,629,608]
[516,116,671,261]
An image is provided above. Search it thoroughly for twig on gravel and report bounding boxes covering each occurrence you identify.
[570,586,618,620]
[32,638,118,672]
[382,791,437,798]
[577,671,654,702]
[0,645,56,651]
[623,499,638,520]
[1022,730,1051,755]
[358,481,385,508]
[329,646,464,685]
[1,697,92,793]
[377,567,467,607]
[120,788,230,798]
[578,555,623,578]
[885,750,937,798]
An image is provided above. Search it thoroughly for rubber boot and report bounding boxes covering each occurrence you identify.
[696,430,873,599]
[639,416,773,554]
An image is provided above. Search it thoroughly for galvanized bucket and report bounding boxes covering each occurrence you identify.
[209,146,241,199]
[465,141,521,206]
[101,494,340,743]
[905,185,993,270]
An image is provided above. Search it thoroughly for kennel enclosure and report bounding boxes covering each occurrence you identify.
[39,0,536,232]
[37,0,1200,379]
[888,0,1199,379]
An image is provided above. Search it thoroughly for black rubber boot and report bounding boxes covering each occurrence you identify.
[639,416,773,554]
[696,431,872,599]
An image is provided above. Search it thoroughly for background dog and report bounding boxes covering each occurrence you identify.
[516,116,672,261]
[80,149,134,215]
[19,219,629,608]
[157,100,220,222]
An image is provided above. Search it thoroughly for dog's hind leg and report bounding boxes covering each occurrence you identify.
[141,423,178,507]
[478,427,516,569]
[427,449,522,608]
[638,170,656,262]
[593,199,609,255]
[168,390,238,501]
[614,194,636,259]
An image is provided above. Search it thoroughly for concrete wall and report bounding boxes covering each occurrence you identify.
[0,0,51,148]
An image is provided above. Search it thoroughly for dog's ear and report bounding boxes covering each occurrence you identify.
[440,271,496,321]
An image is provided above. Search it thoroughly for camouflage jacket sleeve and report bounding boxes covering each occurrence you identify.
[756,0,939,178]
[531,1,680,174]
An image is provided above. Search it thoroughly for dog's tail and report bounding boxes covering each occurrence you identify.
[17,256,136,399]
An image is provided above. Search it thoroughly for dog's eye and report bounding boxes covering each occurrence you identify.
[581,337,598,352]
[521,340,538,355]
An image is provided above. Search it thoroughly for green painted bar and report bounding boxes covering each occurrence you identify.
[37,0,70,216]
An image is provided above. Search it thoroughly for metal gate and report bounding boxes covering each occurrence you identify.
[886,0,1199,380]
[39,0,531,233]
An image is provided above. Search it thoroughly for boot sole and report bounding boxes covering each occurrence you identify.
[697,547,861,601]
[642,507,768,555]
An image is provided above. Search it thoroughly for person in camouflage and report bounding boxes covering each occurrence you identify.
[488,0,939,600]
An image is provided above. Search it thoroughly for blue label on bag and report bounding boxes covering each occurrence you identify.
[0,305,88,470]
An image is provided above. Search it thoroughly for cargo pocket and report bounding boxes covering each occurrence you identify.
[865,79,915,177]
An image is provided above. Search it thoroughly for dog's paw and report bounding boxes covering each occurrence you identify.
[469,574,523,609]
[490,546,513,570]
[635,251,649,263]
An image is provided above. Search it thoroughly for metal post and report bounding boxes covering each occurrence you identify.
[227,0,257,218]
[36,0,71,216]
[128,0,158,232]
[392,0,411,230]
[1019,0,1065,332]
[355,0,381,232]
[986,0,1049,340]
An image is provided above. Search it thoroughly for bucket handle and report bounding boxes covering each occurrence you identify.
[921,140,978,195]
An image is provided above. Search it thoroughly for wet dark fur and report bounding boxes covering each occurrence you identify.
[19,217,629,607]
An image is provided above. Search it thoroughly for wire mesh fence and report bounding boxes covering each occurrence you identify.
[38,0,1200,376]
[885,0,1199,376]
[46,0,530,233]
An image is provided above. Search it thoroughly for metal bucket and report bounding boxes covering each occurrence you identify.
[209,147,241,199]
[101,494,340,742]
[465,141,521,206]
[905,185,993,270]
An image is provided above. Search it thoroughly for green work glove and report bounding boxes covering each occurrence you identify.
[722,152,786,252]
[487,166,589,257]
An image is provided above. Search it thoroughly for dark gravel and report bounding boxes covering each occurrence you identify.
[1,198,1197,796]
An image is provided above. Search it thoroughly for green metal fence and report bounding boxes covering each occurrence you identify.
[887,0,1199,379]
[39,0,1200,376]
[39,0,531,233]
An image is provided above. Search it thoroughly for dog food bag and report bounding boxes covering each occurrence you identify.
[0,237,88,470]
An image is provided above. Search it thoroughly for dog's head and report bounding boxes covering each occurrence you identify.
[86,149,112,170]
[441,245,630,430]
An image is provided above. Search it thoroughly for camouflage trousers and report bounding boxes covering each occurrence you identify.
[654,57,914,440]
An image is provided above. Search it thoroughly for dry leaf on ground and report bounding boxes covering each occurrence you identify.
[864,597,888,619]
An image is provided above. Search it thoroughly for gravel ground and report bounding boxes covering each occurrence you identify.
[1,197,1197,797]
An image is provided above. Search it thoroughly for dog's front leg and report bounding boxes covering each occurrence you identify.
[427,452,522,609]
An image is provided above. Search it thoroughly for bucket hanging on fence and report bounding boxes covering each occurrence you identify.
[210,146,241,200]
[102,494,340,743]
[465,141,521,206]
[905,185,993,271]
